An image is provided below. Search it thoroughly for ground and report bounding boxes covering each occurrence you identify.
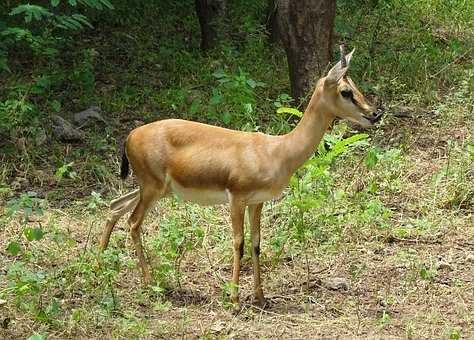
[1,104,473,339]
[1,1,473,338]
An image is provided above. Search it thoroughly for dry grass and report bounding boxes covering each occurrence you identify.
[1,107,473,339]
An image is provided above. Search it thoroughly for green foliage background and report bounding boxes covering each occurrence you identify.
[0,1,473,338]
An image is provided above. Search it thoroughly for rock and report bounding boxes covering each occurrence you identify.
[466,254,474,264]
[323,277,350,291]
[73,106,106,128]
[52,115,83,142]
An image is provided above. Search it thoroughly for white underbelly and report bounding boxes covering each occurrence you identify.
[167,178,280,206]
[169,179,228,205]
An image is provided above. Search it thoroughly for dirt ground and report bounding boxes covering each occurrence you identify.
[1,112,473,339]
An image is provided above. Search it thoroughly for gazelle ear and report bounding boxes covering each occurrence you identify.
[325,48,355,86]
[344,48,355,66]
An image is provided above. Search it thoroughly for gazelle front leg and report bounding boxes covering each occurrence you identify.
[248,203,265,306]
[229,194,246,306]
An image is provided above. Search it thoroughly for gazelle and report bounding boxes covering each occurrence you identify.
[99,47,381,307]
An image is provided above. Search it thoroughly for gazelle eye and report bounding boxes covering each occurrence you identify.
[341,90,353,99]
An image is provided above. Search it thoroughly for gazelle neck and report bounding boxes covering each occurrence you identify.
[280,87,334,175]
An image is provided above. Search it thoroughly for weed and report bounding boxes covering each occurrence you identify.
[0,0,473,338]
[54,162,77,182]
[379,310,392,328]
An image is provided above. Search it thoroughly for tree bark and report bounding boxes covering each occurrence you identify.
[195,0,226,50]
[276,0,336,103]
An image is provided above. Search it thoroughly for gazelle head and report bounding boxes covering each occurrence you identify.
[321,46,381,128]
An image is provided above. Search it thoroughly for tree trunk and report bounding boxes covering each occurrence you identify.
[276,0,336,103]
[195,0,226,50]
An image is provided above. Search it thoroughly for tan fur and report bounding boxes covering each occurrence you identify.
[99,53,377,307]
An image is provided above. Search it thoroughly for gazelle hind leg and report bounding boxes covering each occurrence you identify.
[128,184,164,284]
[100,189,140,250]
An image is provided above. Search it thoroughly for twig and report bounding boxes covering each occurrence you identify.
[83,219,94,254]
[385,235,443,244]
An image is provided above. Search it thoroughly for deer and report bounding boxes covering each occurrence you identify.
[99,46,382,308]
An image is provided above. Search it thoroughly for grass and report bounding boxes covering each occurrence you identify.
[1,0,473,338]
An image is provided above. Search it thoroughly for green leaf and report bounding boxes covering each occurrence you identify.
[71,14,93,29]
[246,79,257,88]
[50,100,61,112]
[189,99,200,114]
[365,148,379,168]
[243,103,253,114]
[51,0,60,7]
[7,241,20,256]
[99,0,114,9]
[24,228,35,241]
[449,329,461,340]
[277,107,303,118]
[27,334,46,340]
[222,112,231,124]
[55,162,74,180]
[209,89,222,106]
[25,227,44,241]
[212,69,226,79]
[10,5,52,23]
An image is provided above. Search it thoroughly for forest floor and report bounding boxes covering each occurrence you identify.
[1,100,473,339]
[1,1,473,339]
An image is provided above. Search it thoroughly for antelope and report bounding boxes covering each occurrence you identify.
[99,47,381,307]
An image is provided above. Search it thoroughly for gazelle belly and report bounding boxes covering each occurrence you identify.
[167,177,280,206]
[168,179,228,205]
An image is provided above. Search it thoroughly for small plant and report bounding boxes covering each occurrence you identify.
[288,125,369,229]
[72,49,96,101]
[1,0,113,70]
[4,262,58,325]
[404,320,415,339]
[433,140,474,210]
[54,161,78,182]
[273,93,293,108]
[150,211,205,289]
[208,69,265,125]
[221,282,239,309]
[5,191,45,256]
[0,93,39,138]
[27,333,47,340]
[419,265,437,281]
[447,328,461,340]
[87,191,105,211]
[378,310,391,327]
